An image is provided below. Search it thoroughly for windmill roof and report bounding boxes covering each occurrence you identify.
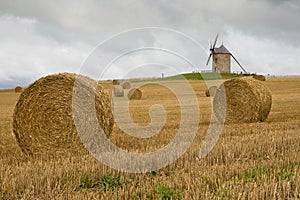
[214,44,231,54]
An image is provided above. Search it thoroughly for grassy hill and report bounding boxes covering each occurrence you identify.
[163,72,243,80]
[129,72,245,83]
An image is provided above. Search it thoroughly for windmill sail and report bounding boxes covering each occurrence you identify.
[212,34,219,49]
[231,54,247,74]
[206,53,212,66]
[206,34,219,66]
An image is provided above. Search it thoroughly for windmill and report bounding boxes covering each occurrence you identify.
[206,34,247,74]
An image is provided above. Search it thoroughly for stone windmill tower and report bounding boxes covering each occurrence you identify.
[206,34,247,74]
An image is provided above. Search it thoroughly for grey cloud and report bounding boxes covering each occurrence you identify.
[0,0,299,88]
[1,0,299,45]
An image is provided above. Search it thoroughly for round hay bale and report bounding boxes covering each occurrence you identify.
[205,86,218,97]
[213,78,272,123]
[253,74,266,81]
[121,81,131,89]
[114,85,124,97]
[15,86,23,93]
[13,73,114,157]
[112,79,120,85]
[128,88,142,100]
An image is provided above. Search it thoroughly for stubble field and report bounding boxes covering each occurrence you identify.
[0,76,300,199]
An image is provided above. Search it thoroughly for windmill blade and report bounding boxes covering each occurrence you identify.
[231,54,247,74]
[206,53,212,66]
[212,34,219,49]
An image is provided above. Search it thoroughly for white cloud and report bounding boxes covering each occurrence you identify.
[224,28,300,75]
[0,14,92,88]
[0,0,299,88]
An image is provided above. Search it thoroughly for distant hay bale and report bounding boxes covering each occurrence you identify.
[205,86,218,97]
[13,73,114,157]
[213,78,272,123]
[253,74,266,81]
[15,86,22,93]
[128,88,142,100]
[121,81,131,89]
[114,85,124,97]
[112,79,120,85]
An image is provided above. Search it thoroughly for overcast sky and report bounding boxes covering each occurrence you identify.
[0,0,299,88]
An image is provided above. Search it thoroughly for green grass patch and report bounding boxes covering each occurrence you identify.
[129,72,244,82]
[157,184,183,200]
[238,161,300,182]
[163,72,243,81]
[79,174,122,191]
[239,162,275,182]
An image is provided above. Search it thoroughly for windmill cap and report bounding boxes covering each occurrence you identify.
[214,44,231,54]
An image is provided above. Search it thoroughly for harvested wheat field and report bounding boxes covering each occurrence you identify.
[1,76,300,199]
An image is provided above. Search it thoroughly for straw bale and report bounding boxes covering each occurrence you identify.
[205,86,218,97]
[13,73,114,157]
[114,85,124,97]
[121,81,131,89]
[15,86,22,93]
[213,78,272,123]
[253,74,266,81]
[112,79,119,85]
[128,88,142,100]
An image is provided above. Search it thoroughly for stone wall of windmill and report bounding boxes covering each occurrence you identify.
[212,53,231,73]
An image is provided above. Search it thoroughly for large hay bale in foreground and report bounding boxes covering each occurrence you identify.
[253,74,266,81]
[13,73,114,157]
[15,86,23,93]
[112,79,120,85]
[121,81,131,89]
[114,85,124,97]
[205,86,217,97]
[213,78,272,123]
[128,88,142,100]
